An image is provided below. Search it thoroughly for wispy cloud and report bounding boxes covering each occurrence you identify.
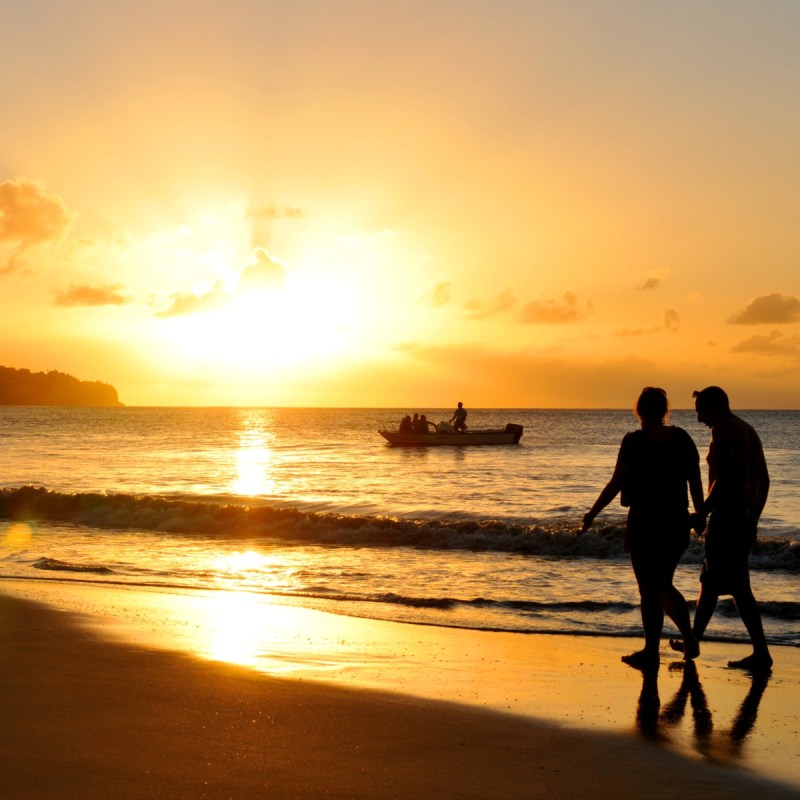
[614,307,680,337]
[237,248,286,290]
[155,280,228,318]
[418,281,451,308]
[246,204,304,219]
[732,329,800,358]
[727,293,800,325]
[53,283,133,307]
[154,248,286,317]
[463,288,517,321]
[519,291,591,324]
[663,307,680,331]
[636,269,670,291]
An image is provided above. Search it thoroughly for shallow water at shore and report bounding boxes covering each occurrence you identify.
[1,407,798,645]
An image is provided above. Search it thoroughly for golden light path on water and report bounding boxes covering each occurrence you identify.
[2,523,34,551]
[229,414,277,496]
[205,550,296,667]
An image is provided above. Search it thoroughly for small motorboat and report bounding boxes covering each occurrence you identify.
[379,423,523,447]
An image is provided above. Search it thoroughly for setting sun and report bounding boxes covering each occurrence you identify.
[161,274,355,373]
[2,2,799,408]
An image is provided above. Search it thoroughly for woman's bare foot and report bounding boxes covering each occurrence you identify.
[682,637,700,661]
[668,637,698,660]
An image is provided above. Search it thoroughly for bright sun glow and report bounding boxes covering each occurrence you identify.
[162,278,356,372]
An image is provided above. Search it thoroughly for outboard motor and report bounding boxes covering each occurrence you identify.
[504,423,524,443]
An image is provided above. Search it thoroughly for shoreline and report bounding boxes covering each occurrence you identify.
[2,582,799,798]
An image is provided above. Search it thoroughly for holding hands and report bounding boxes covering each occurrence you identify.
[690,512,707,535]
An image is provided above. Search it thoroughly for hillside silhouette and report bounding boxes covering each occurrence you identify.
[0,366,123,406]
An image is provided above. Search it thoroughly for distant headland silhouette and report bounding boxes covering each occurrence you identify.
[0,366,123,407]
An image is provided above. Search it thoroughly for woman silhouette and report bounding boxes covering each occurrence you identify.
[581,387,705,667]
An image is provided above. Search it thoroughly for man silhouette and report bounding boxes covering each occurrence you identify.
[450,402,467,432]
[672,387,772,672]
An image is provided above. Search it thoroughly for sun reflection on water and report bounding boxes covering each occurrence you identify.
[204,590,265,666]
[230,411,277,496]
[209,549,297,593]
[1,521,34,550]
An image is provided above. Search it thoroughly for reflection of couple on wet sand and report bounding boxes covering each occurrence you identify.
[634,660,771,765]
[581,386,773,673]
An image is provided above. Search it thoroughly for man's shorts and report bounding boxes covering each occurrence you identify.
[700,509,757,596]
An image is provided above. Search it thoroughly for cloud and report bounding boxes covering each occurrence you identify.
[0,177,76,274]
[637,269,670,291]
[418,281,451,308]
[731,329,800,357]
[67,231,134,257]
[614,307,680,337]
[463,288,517,320]
[0,178,75,246]
[53,283,133,307]
[155,280,227,318]
[154,248,285,317]
[615,327,647,337]
[246,204,304,219]
[519,291,591,324]
[238,248,286,290]
[727,293,800,325]
[663,307,680,331]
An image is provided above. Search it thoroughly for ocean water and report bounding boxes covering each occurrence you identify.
[0,407,797,647]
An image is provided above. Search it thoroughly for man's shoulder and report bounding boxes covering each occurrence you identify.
[713,414,763,447]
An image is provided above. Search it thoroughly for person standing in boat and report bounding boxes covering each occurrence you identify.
[581,387,705,668]
[450,402,468,432]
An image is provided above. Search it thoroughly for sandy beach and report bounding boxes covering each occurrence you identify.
[1,583,798,800]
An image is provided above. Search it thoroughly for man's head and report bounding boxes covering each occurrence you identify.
[693,386,730,428]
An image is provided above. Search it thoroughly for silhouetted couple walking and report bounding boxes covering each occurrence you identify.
[582,386,772,673]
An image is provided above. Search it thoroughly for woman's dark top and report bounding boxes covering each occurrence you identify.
[614,426,699,547]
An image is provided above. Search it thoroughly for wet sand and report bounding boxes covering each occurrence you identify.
[1,584,798,799]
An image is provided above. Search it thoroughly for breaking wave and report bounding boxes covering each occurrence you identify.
[2,486,798,572]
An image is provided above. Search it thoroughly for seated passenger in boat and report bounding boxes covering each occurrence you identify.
[414,414,436,433]
[399,415,413,433]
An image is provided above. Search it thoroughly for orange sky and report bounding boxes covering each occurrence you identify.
[2,2,799,407]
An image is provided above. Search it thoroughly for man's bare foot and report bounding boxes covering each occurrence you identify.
[728,653,773,673]
[669,638,684,654]
[622,650,660,669]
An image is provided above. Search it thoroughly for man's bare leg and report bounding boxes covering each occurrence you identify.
[728,588,773,671]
